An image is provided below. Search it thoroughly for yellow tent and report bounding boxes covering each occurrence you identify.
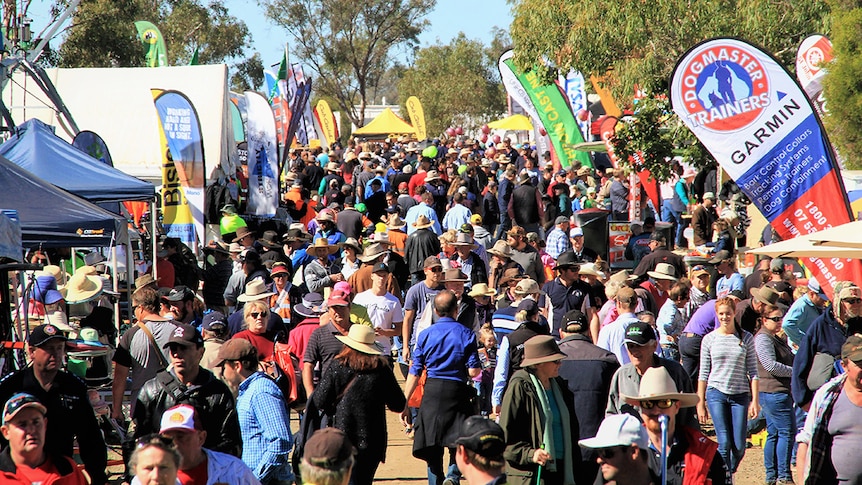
[353,107,416,136]
[488,114,534,131]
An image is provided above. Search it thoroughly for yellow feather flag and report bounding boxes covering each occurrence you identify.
[314,100,338,147]
[405,96,427,140]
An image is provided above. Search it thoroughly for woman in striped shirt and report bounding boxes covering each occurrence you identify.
[696,296,761,475]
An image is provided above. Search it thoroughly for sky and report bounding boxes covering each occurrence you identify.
[26,0,514,68]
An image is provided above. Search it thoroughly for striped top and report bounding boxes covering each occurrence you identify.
[699,330,759,395]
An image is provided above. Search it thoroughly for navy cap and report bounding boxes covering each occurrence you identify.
[372,262,390,274]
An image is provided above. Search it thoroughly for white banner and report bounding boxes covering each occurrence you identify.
[244,91,279,217]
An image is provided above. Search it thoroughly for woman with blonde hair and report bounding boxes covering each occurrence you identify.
[233,299,278,360]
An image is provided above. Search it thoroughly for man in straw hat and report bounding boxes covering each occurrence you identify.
[304,238,344,294]
[405,214,442,285]
[606,321,696,427]
[451,232,487,289]
[639,262,679,310]
[0,327,108,484]
[405,191,442,236]
[578,413,657,485]
[621,367,730,485]
[401,291,481,485]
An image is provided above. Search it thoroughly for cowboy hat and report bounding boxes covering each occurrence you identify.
[341,237,362,253]
[497,267,524,287]
[553,251,579,270]
[520,335,566,367]
[468,283,497,298]
[621,366,700,408]
[578,263,599,277]
[204,240,231,255]
[368,232,396,246]
[135,274,157,290]
[387,216,407,230]
[344,152,358,162]
[237,278,276,303]
[316,209,337,223]
[257,230,282,250]
[442,268,469,283]
[487,240,513,259]
[412,214,435,230]
[424,170,441,182]
[451,232,478,249]
[283,228,313,242]
[752,286,781,306]
[336,325,383,355]
[232,226,254,243]
[295,293,325,317]
[647,262,678,281]
[309,238,341,256]
[358,242,390,263]
[63,267,104,304]
[325,162,342,172]
[516,173,531,185]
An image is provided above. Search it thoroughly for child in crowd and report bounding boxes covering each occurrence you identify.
[475,323,497,416]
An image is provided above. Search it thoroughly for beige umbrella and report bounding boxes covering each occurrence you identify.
[747,235,862,259]
[807,220,862,249]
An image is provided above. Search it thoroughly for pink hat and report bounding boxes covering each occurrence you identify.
[334,281,352,295]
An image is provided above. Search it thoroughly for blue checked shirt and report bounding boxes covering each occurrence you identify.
[545,227,572,259]
[237,371,294,483]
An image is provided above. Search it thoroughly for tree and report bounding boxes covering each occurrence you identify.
[509,0,830,104]
[55,0,253,71]
[823,1,862,169]
[262,0,436,127]
[398,32,506,137]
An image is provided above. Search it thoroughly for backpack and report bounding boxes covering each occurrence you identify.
[258,332,306,410]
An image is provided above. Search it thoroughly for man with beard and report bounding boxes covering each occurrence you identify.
[165,286,201,326]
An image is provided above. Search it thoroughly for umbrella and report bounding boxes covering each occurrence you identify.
[488,114,534,131]
[747,234,862,259]
[806,220,862,249]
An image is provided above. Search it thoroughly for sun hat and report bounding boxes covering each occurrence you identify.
[28,323,67,347]
[424,170,441,182]
[160,404,203,433]
[41,265,69,286]
[387,216,407,230]
[468,283,497,298]
[451,232,478,249]
[44,311,73,332]
[3,393,47,426]
[751,286,781,306]
[292,293,324,317]
[621,366,700,408]
[309,238,341,256]
[304,428,357,469]
[682,167,697,179]
[451,416,506,458]
[63,267,104,304]
[513,278,545,295]
[358,243,390,263]
[498,267,525,287]
[257,230,282,249]
[487,240,513,259]
[237,279,276,303]
[232,226,255,243]
[162,323,203,349]
[412,214,435,230]
[553,251,579,270]
[647,263,678,281]
[213,338,257,367]
[623,321,657,346]
[442,268,469,283]
[578,263,599,277]
[578,413,650,450]
[270,262,291,277]
[133,274,156,290]
[43,289,64,305]
[77,327,103,346]
[519,335,567,367]
[336,325,383,355]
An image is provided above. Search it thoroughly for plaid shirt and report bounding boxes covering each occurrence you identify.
[545,227,571,259]
[800,373,844,484]
[237,371,294,483]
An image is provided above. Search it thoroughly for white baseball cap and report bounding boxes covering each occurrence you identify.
[159,404,201,433]
[578,414,649,450]
[570,227,584,238]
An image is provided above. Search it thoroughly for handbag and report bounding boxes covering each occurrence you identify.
[407,370,427,407]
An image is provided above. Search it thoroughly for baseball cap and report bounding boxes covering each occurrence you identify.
[555,215,569,225]
[624,321,657,346]
[201,312,227,331]
[213,338,257,367]
[304,428,357,469]
[470,214,483,225]
[708,250,732,264]
[159,404,203,433]
[423,256,443,269]
[2,393,47,426]
[451,416,506,458]
[28,324,67,347]
[690,265,710,279]
[372,262,390,274]
[166,285,194,302]
[578,413,650,450]
[561,309,588,333]
[327,289,351,307]
[808,277,828,300]
[842,334,862,362]
[569,227,584,238]
[163,323,204,348]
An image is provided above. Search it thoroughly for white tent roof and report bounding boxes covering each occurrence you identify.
[2,64,237,183]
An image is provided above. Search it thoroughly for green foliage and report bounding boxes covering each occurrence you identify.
[55,0,253,78]
[263,0,436,128]
[230,53,264,91]
[823,2,862,169]
[398,32,507,137]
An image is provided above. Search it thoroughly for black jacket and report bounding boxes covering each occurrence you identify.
[405,227,442,274]
[132,367,241,457]
[483,191,500,226]
[0,367,107,484]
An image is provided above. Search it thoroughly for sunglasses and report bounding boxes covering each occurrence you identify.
[691,265,706,272]
[136,434,175,449]
[428,266,443,273]
[597,446,628,460]
[639,399,677,410]
[845,298,862,304]
[250,312,268,319]
[763,316,783,322]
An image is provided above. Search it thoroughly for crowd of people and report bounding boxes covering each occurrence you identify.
[3,137,859,485]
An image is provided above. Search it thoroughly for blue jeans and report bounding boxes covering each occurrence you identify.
[661,199,686,247]
[706,387,750,473]
[759,392,796,482]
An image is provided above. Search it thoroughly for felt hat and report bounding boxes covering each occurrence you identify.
[441,268,469,283]
[554,251,579,270]
[295,293,326,317]
[498,267,525,287]
[232,226,254,243]
[519,335,566,367]
[751,286,781,306]
[341,237,362,253]
[467,283,496,298]
[387,216,407,230]
[487,240,513,259]
[451,232,478,249]
[358,242,390,263]
[257,231,282,249]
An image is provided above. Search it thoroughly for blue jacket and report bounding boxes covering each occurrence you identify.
[791,308,847,406]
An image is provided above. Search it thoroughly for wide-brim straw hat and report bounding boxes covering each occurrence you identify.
[520,335,567,367]
[336,325,383,355]
[647,262,678,281]
[63,267,104,304]
[412,214,435,230]
[621,367,700,408]
[42,265,69,287]
[468,283,497,298]
[342,237,362,253]
[358,242,390,263]
[451,232,478,249]
[309,238,341,256]
[236,278,276,303]
[424,170,441,182]
[387,216,407,229]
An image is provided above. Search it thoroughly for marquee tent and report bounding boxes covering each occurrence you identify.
[353,108,416,136]
[0,119,155,203]
[0,157,126,248]
[488,114,534,131]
